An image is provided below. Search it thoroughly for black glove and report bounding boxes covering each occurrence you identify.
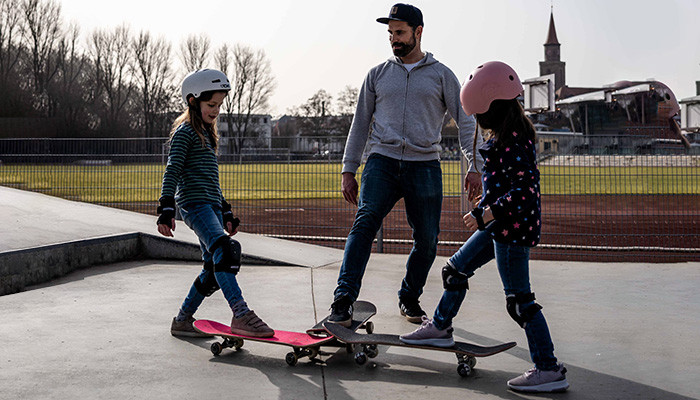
[221,199,240,231]
[470,207,486,231]
[156,196,176,229]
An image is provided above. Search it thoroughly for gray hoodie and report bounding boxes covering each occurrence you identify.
[342,52,483,174]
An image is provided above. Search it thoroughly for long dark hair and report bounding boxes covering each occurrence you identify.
[170,90,227,151]
[472,98,536,171]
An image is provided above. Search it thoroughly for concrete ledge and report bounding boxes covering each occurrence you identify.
[0,232,296,296]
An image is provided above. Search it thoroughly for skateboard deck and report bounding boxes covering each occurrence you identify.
[193,319,333,366]
[306,300,377,337]
[323,321,517,376]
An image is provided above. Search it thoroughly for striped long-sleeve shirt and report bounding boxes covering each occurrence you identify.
[160,122,223,207]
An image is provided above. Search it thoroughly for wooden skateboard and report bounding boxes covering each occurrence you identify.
[193,319,334,366]
[192,300,376,366]
[306,300,377,337]
[324,322,517,377]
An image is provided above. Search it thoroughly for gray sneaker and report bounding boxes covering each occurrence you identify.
[507,363,569,393]
[399,316,455,347]
[230,310,274,338]
[170,316,213,338]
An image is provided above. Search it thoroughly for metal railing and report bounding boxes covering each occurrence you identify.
[0,134,698,262]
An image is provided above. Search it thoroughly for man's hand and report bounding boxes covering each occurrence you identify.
[464,172,482,202]
[341,172,359,206]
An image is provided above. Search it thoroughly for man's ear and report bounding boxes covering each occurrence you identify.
[415,25,423,39]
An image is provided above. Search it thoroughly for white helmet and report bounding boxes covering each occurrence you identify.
[181,69,231,104]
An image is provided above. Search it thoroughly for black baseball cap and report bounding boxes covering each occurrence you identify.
[377,3,424,27]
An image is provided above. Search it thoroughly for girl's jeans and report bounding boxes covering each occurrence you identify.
[178,202,243,315]
[433,228,558,370]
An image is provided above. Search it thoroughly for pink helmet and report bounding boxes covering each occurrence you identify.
[460,61,523,116]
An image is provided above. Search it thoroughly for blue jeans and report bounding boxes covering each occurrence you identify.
[433,229,558,370]
[178,203,243,315]
[335,154,442,302]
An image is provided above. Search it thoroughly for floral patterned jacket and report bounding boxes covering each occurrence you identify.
[477,133,541,247]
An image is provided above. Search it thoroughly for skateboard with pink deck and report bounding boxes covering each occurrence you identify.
[194,319,333,365]
[193,300,376,366]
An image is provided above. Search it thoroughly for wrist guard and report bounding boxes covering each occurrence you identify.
[156,197,176,228]
[470,207,486,231]
[221,199,240,231]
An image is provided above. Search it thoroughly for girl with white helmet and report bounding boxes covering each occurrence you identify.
[158,69,273,338]
[400,61,568,393]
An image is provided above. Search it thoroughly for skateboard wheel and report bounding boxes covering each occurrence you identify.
[457,363,472,377]
[285,352,298,366]
[364,344,379,359]
[364,321,374,334]
[308,348,319,360]
[233,338,244,350]
[354,352,367,365]
[210,342,223,356]
[467,356,477,369]
[346,344,354,354]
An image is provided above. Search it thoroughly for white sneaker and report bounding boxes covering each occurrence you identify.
[399,316,455,347]
[507,363,569,393]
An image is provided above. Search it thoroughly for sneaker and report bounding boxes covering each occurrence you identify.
[327,295,353,327]
[170,316,213,338]
[507,363,570,393]
[399,316,455,347]
[399,297,427,323]
[230,310,274,338]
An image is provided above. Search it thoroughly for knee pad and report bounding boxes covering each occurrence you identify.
[442,262,469,291]
[193,270,219,297]
[506,292,543,328]
[211,236,241,275]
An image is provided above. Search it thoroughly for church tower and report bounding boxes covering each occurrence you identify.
[539,11,566,91]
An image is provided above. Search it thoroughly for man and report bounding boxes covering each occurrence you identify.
[328,3,483,326]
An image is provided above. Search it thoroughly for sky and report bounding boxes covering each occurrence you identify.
[58,0,700,117]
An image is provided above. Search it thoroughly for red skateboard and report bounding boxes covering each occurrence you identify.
[193,319,334,366]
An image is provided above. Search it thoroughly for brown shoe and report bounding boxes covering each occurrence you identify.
[170,316,213,338]
[230,310,274,338]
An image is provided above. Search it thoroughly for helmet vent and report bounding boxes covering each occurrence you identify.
[509,75,514,81]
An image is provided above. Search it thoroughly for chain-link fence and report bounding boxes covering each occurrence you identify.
[0,135,698,262]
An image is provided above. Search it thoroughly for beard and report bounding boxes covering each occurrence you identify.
[392,36,416,57]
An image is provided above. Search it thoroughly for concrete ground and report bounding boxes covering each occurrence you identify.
[1,187,699,400]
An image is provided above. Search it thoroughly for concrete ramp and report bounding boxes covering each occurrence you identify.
[0,186,344,294]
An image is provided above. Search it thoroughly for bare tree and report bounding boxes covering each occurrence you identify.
[133,30,175,137]
[334,85,358,135]
[54,22,90,135]
[290,89,332,136]
[214,43,236,147]
[179,33,210,73]
[0,0,24,84]
[0,0,27,115]
[21,0,64,116]
[224,44,276,153]
[335,85,358,116]
[87,24,134,136]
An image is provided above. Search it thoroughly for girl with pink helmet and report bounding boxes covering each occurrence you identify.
[400,61,569,393]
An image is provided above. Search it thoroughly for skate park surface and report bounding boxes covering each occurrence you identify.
[1,186,699,400]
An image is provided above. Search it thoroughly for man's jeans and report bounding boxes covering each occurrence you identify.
[335,154,442,302]
[433,228,558,370]
[178,202,243,315]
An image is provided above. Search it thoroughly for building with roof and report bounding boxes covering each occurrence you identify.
[532,10,693,148]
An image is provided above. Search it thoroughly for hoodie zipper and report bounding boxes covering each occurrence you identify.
[401,66,410,159]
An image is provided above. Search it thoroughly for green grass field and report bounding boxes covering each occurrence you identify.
[0,161,697,203]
